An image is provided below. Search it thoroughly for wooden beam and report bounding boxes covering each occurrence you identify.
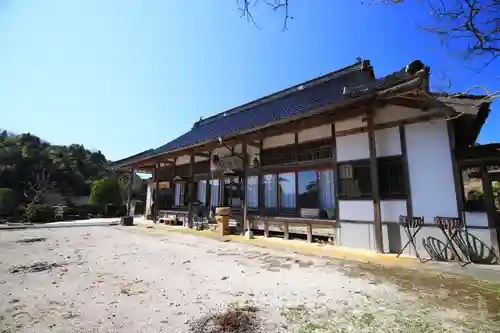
[194,152,210,159]
[239,106,369,143]
[331,123,340,223]
[187,154,195,228]
[116,102,376,170]
[246,141,261,149]
[154,163,160,222]
[294,133,299,212]
[446,120,466,222]
[258,140,264,212]
[126,169,135,216]
[283,222,289,240]
[242,142,248,236]
[336,112,448,138]
[480,163,500,258]
[306,223,313,243]
[367,113,384,253]
[206,152,212,207]
[399,125,413,230]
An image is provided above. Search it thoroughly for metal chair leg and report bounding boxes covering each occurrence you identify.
[397,215,424,262]
[398,225,423,261]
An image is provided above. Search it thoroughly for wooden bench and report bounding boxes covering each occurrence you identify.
[157,210,189,225]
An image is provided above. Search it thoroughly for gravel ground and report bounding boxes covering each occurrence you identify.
[0,225,499,333]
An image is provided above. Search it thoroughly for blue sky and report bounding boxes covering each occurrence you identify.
[0,0,498,160]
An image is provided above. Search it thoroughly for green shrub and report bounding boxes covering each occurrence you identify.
[89,177,122,207]
[54,204,102,221]
[53,205,82,221]
[23,204,55,223]
[0,188,14,217]
[77,203,103,218]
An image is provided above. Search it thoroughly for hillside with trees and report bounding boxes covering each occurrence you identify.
[0,130,133,222]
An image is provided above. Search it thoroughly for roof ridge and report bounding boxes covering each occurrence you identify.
[193,60,372,129]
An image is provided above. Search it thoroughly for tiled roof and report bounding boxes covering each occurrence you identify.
[154,60,374,155]
[108,149,155,168]
[115,59,431,166]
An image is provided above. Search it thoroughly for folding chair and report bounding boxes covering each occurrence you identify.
[397,215,425,262]
[434,216,471,266]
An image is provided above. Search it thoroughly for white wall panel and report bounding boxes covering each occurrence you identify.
[465,212,488,227]
[375,105,424,124]
[406,120,458,222]
[298,124,331,143]
[336,132,369,162]
[339,200,373,221]
[381,200,406,222]
[336,117,364,132]
[175,155,190,165]
[375,127,401,157]
[263,133,294,149]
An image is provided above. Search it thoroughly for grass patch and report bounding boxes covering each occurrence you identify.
[280,305,487,333]
[340,261,500,320]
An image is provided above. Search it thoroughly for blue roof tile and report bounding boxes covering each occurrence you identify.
[154,61,373,154]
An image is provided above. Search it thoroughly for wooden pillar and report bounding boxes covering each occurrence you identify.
[480,163,500,258]
[446,121,466,220]
[399,126,413,224]
[331,123,339,222]
[154,163,160,223]
[294,133,299,212]
[306,223,313,243]
[242,142,248,236]
[258,140,264,212]
[126,168,135,216]
[367,114,384,253]
[187,154,195,228]
[206,153,211,208]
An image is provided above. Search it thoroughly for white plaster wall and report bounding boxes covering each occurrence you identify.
[406,120,458,222]
[298,124,331,143]
[339,223,390,253]
[175,154,208,164]
[375,127,401,157]
[195,156,208,162]
[375,105,424,124]
[339,200,405,223]
[465,212,489,227]
[381,200,406,222]
[336,117,364,132]
[262,133,294,149]
[339,200,372,221]
[234,143,243,154]
[175,155,190,165]
[336,132,369,162]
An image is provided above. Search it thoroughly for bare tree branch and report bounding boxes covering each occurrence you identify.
[23,168,55,205]
[387,0,500,68]
[236,0,292,31]
[238,0,500,68]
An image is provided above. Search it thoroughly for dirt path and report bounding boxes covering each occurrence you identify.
[0,226,499,332]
